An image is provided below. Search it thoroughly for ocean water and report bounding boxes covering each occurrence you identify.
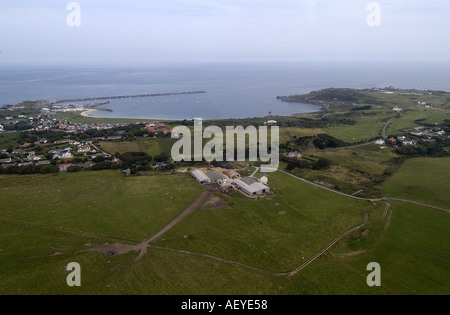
[1,61,449,120]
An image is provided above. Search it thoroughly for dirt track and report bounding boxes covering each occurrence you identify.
[88,191,210,261]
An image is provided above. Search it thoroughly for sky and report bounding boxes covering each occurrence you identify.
[0,0,449,65]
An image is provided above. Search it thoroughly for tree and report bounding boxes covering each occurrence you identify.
[40,165,57,174]
[128,131,135,138]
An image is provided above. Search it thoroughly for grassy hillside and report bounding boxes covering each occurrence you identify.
[383,157,450,208]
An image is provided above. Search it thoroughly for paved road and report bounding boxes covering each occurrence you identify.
[278,169,380,202]
[384,198,450,213]
[382,116,397,140]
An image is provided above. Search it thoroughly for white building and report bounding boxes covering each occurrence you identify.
[233,177,270,196]
[375,139,386,145]
[191,170,211,185]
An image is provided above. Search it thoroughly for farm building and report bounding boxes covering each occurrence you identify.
[191,170,211,184]
[226,170,240,179]
[217,163,234,170]
[233,177,270,196]
[206,171,228,184]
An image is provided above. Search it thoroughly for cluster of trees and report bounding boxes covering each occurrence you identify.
[281,155,331,171]
[3,121,33,131]
[292,134,348,149]
[0,164,58,175]
[351,105,372,111]
[395,140,449,157]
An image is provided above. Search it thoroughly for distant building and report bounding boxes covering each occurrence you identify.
[59,164,75,172]
[77,144,91,153]
[217,163,234,170]
[259,173,269,185]
[191,170,211,184]
[375,139,386,145]
[226,170,240,179]
[233,177,270,196]
[388,137,397,143]
[206,171,228,184]
[288,151,302,158]
[403,139,416,146]
[53,151,73,160]
[0,158,12,164]
[267,120,277,125]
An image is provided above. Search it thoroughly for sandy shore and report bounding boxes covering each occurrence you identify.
[79,109,111,119]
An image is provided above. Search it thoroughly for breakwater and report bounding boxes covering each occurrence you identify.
[53,91,207,104]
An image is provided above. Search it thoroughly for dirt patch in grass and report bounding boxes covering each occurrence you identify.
[202,196,231,210]
[88,243,140,257]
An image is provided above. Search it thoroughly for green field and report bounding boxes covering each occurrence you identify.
[99,139,162,156]
[53,112,149,124]
[282,202,450,295]
[382,157,450,208]
[388,108,450,135]
[0,171,204,241]
[323,111,394,143]
[0,167,449,294]
[153,171,366,272]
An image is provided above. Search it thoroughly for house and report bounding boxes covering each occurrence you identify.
[288,151,302,158]
[267,120,277,125]
[191,170,211,184]
[398,136,406,141]
[12,149,26,155]
[403,139,416,146]
[28,154,42,161]
[226,170,240,179]
[53,151,73,160]
[259,173,269,185]
[112,157,122,164]
[91,153,110,159]
[233,177,270,196]
[0,157,12,164]
[59,164,75,172]
[18,162,33,167]
[148,127,156,132]
[375,139,386,145]
[387,137,397,143]
[0,124,4,131]
[22,143,33,148]
[77,144,91,153]
[107,136,122,141]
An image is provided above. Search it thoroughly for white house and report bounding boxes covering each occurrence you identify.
[259,173,269,185]
[0,124,4,131]
[375,139,386,145]
[403,140,416,146]
[287,151,302,158]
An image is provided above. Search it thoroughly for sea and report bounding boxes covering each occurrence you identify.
[1,61,449,120]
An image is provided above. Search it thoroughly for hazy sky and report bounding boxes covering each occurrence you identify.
[1,0,449,65]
